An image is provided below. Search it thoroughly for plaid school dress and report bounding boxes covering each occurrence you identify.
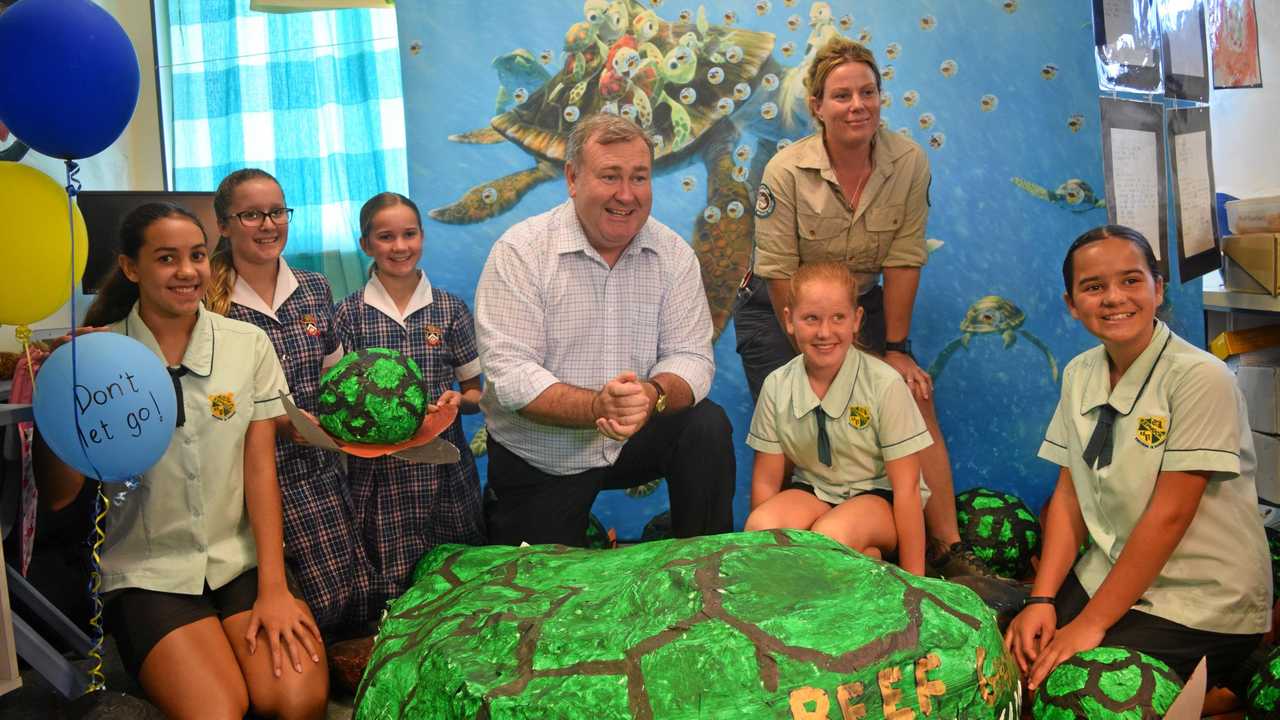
[333,278,485,607]
[227,268,375,628]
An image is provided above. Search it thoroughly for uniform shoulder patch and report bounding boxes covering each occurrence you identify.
[1135,415,1168,448]
[848,404,871,430]
[755,183,776,218]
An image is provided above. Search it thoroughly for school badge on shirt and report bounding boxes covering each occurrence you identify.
[301,313,320,337]
[848,405,871,430]
[209,392,236,422]
[425,324,444,347]
[1135,416,1168,448]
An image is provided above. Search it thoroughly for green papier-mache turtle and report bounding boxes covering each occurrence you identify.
[1247,644,1280,719]
[1032,647,1182,720]
[956,487,1041,579]
[355,530,1021,719]
[316,348,428,445]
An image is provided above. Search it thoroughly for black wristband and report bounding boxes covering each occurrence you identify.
[884,338,912,355]
[1024,595,1055,607]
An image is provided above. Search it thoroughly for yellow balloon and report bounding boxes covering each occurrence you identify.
[0,162,90,326]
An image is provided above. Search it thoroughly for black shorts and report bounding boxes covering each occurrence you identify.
[1055,571,1262,686]
[789,481,894,508]
[104,568,302,678]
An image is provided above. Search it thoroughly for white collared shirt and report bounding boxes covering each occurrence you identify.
[475,200,715,475]
[363,270,435,329]
[230,256,301,322]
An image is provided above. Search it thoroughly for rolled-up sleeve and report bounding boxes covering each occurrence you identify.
[881,147,930,268]
[475,240,561,411]
[650,245,716,402]
[753,156,800,280]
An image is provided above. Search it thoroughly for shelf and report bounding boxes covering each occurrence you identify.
[1202,271,1280,313]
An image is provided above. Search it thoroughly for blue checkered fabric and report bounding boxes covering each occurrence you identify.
[226,269,377,628]
[333,286,485,609]
[164,0,407,298]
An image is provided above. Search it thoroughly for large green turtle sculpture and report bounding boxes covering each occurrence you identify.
[354,530,1023,719]
[928,295,1059,382]
[429,0,786,338]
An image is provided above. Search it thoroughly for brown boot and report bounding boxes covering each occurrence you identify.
[328,636,375,695]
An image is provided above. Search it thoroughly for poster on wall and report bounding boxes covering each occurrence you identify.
[1093,0,1163,92]
[1207,0,1262,88]
[1100,97,1169,279]
[1167,106,1219,281]
[1158,0,1210,102]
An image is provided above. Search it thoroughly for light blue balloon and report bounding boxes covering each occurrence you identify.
[34,333,177,482]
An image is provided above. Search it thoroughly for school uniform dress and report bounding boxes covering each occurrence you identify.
[747,347,932,504]
[737,128,931,398]
[1039,320,1271,679]
[227,258,373,629]
[333,271,484,606]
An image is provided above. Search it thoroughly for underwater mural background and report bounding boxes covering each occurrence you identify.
[395,0,1205,537]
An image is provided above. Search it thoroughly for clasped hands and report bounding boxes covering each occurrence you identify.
[592,371,653,441]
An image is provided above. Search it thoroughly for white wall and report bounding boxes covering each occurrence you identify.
[1211,1,1279,197]
[1,1,165,353]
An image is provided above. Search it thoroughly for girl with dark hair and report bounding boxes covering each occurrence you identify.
[1005,225,1270,691]
[208,168,376,631]
[333,192,484,604]
[45,202,328,718]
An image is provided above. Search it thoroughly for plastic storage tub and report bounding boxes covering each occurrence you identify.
[1227,195,1280,234]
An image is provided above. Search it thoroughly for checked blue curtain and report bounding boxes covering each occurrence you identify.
[164,0,406,297]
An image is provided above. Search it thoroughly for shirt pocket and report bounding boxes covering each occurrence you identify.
[796,212,852,265]
[860,203,905,268]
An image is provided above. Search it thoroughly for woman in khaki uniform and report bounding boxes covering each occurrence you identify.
[735,37,988,577]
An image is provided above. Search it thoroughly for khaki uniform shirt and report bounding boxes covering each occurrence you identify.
[101,303,290,594]
[753,128,930,295]
[1039,321,1271,634]
[748,348,933,504]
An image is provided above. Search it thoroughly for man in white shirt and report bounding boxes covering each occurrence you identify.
[475,113,735,546]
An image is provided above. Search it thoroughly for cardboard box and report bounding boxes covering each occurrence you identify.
[1240,366,1280,435]
[1223,233,1280,296]
[1257,431,1280,506]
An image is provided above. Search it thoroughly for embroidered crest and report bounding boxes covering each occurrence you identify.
[425,324,444,347]
[209,392,236,422]
[848,405,871,430]
[754,183,776,218]
[1135,416,1168,448]
[301,313,320,337]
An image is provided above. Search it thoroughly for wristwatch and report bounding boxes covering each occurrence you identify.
[646,378,668,414]
[885,337,912,355]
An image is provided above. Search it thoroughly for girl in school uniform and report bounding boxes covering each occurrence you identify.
[45,203,328,718]
[743,261,930,575]
[1005,225,1270,690]
[333,192,484,602]
[205,168,376,631]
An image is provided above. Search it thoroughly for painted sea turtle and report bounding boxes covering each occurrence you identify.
[1012,176,1107,213]
[429,0,789,337]
[927,295,1059,382]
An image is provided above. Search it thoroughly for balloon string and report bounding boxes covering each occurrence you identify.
[16,325,36,390]
[85,485,109,693]
[65,159,107,696]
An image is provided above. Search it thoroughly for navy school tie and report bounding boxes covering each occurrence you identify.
[168,366,187,428]
[1082,404,1118,470]
[815,411,833,467]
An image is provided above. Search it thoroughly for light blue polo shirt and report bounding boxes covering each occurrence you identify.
[1039,321,1271,635]
[748,347,932,504]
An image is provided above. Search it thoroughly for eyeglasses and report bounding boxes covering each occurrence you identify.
[229,207,294,227]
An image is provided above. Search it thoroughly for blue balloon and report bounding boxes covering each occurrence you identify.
[34,333,177,482]
[0,0,140,160]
